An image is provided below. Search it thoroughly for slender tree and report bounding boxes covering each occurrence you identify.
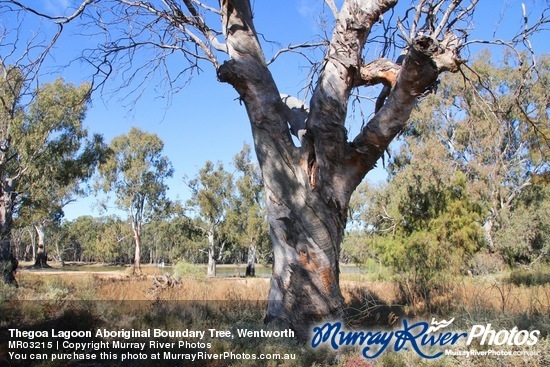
[228,144,268,276]
[186,161,233,277]
[97,127,173,275]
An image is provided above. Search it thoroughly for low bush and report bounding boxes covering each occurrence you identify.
[172,260,205,280]
[509,267,550,286]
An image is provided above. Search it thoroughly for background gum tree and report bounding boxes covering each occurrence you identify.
[405,53,549,264]
[227,145,269,276]
[186,161,233,277]
[14,79,106,268]
[0,74,103,277]
[97,127,173,275]
[0,0,94,283]
[6,0,547,333]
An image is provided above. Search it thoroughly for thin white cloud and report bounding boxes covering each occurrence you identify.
[297,0,316,18]
[43,0,71,15]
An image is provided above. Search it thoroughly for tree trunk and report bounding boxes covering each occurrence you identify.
[245,243,256,277]
[0,179,17,284]
[56,240,65,266]
[483,218,495,249]
[262,169,347,333]
[33,221,49,268]
[132,224,142,275]
[207,229,216,277]
[218,0,463,337]
[29,226,36,261]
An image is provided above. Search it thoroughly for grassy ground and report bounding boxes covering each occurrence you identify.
[1,263,548,366]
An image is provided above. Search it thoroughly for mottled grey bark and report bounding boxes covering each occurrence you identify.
[218,0,464,336]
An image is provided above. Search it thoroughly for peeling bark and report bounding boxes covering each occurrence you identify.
[217,0,464,337]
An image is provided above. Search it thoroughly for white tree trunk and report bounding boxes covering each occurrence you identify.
[132,222,142,275]
[34,221,49,268]
[207,230,216,277]
[245,242,256,277]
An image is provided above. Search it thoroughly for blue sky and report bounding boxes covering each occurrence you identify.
[3,0,548,220]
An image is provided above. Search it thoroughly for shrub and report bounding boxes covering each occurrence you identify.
[172,260,205,280]
[509,267,550,286]
[468,251,505,275]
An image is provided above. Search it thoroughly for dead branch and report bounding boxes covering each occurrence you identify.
[267,41,328,66]
[324,0,339,19]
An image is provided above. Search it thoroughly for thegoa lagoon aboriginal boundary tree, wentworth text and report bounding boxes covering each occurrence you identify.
[1,0,548,336]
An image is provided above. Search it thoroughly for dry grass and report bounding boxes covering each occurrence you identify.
[457,276,550,316]
[3,264,549,367]
[12,266,550,317]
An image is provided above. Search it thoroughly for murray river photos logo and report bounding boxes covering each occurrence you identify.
[310,318,540,359]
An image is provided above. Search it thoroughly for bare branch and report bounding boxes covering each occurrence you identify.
[396,18,412,45]
[446,0,479,31]
[410,0,426,37]
[1,0,94,24]
[267,41,327,66]
[324,0,339,19]
[191,0,221,16]
[432,0,461,39]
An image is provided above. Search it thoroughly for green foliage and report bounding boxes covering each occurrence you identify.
[172,260,205,280]
[60,215,133,263]
[509,267,550,286]
[187,160,233,227]
[12,78,107,224]
[344,53,550,312]
[141,215,205,264]
[98,127,173,221]
[405,52,549,264]
[176,145,270,270]
[366,166,483,312]
[186,160,233,273]
[97,127,173,272]
[226,145,270,264]
[341,230,373,265]
[0,73,106,271]
[494,176,550,264]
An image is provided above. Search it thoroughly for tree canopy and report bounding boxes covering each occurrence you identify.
[97,127,173,274]
[0,71,105,276]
